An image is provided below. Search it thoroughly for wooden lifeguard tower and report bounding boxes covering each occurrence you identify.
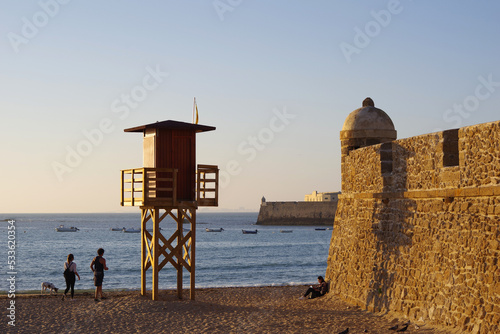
[120,120,218,300]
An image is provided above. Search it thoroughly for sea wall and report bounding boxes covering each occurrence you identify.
[256,201,337,225]
[326,121,500,333]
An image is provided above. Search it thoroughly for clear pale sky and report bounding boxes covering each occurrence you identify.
[1,1,499,213]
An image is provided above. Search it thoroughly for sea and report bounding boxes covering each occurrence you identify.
[1,213,332,292]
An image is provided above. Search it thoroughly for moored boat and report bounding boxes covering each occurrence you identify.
[315,228,326,231]
[279,230,293,233]
[55,225,79,232]
[242,229,258,234]
[119,227,162,233]
[206,228,224,232]
[123,228,141,233]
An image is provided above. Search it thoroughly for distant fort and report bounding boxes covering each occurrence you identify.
[256,191,339,225]
[326,98,499,333]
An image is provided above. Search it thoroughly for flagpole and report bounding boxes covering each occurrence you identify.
[192,97,196,123]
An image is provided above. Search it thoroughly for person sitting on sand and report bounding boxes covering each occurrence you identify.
[299,276,328,299]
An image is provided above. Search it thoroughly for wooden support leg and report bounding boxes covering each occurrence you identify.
[190,209,196,300]
[141,209,147,296]
[138,206,197,301]
[152,208,159,301]
[177,209,183,299]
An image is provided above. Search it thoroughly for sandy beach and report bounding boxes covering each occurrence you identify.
[3,286,454,334]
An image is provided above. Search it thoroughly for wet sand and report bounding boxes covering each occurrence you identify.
[3,286,453,333]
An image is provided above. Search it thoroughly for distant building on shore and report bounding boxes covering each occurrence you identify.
[304,191,340,202]
[256,192,338,226]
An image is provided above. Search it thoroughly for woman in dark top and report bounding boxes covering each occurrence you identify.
[300,276,328,299]
[62,253,80,300]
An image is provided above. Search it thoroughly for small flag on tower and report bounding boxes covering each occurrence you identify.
[193,97,199,124]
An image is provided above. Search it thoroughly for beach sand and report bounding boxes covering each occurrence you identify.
[4,286,453,334]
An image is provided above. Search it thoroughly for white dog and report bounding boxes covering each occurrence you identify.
[41,282,59,295]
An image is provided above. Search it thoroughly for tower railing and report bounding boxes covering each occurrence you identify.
[121,168,177,206]
[121,165,218,207]
[197,164,219,207]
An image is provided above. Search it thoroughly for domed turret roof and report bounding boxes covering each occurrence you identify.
[341,98,395,132]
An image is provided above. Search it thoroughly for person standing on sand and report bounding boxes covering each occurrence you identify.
[90,248,108,302]
[63,253,80,300]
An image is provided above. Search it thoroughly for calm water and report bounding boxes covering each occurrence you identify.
[1,213,332,292]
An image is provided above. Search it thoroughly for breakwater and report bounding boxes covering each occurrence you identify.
[256,201,337,225]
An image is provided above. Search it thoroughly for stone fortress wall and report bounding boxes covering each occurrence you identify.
[256,201,337,225]
[325,99,499,333]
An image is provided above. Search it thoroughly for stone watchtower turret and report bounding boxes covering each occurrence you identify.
[339,98,397,190]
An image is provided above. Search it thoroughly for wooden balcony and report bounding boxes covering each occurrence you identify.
[197,164,219,207]
[121,168,177,207]
[121,165,219,207]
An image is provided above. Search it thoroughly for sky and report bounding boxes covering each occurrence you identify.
[1,0,499,213]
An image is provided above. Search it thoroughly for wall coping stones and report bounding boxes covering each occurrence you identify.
[339,185,500,199]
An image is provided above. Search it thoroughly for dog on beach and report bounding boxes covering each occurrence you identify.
[41,282,59,295]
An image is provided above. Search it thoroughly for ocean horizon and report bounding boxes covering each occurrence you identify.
[1,212,332,292]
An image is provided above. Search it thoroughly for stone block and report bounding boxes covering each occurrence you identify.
[493,186,500,195]
[479,187,494,196]
[464,188,479,196]
[459,315,471,328]
[379,149,392,160]
[381,161,393,174]
[441,170,460,183]
[484,303,493,312]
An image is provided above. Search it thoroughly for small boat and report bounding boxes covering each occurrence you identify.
[279,230,293,233]
[242,229,258,234]
[206,228,224,232]
[110,227,125,231]
[55,225,79,232]
[123,228,141,233]
[315,228,327,231]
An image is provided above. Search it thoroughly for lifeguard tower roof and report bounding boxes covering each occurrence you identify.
[124,120,216,133]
